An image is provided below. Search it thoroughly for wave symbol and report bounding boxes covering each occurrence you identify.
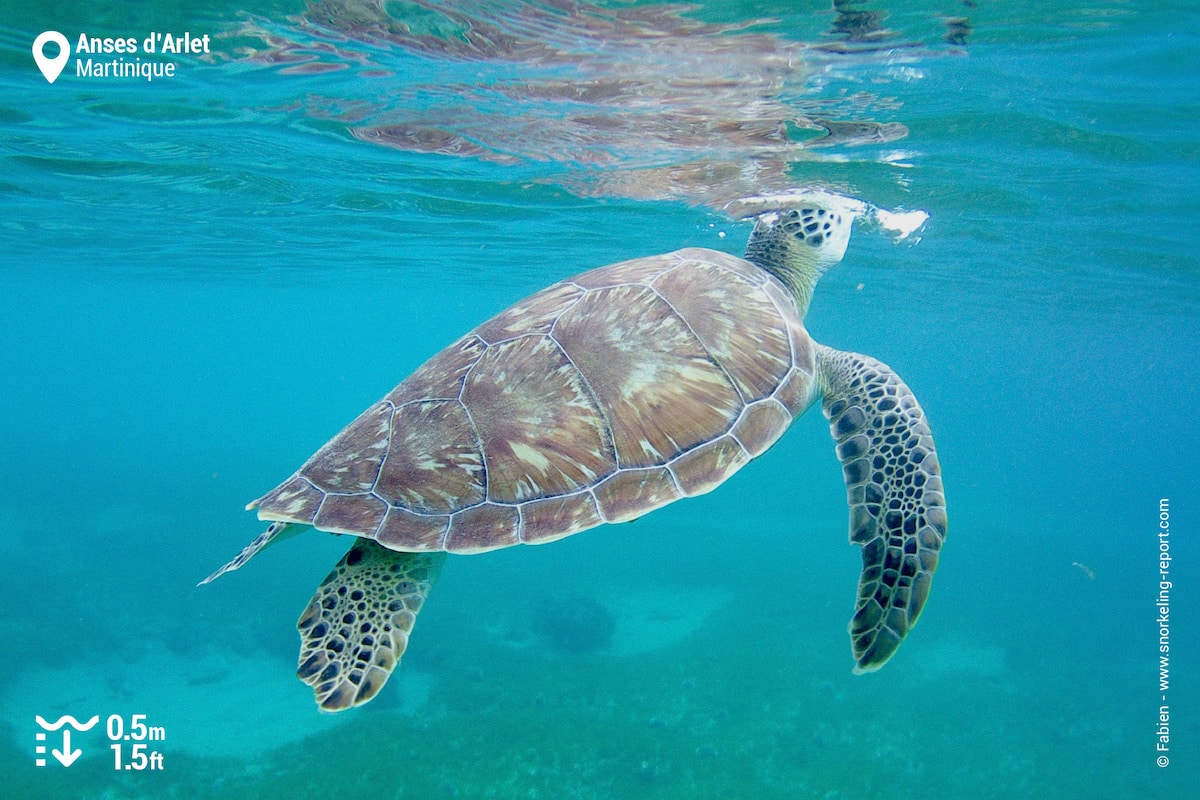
[35,715,100,731]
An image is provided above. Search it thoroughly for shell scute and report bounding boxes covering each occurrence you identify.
[374,400,483,513]
[774,362,814,415]
[731,400,792,457]
[446,503,521,552]
[461,335,615,503]
[387,334,487,405]
[302,401,393,493]
[669,436,749,496]
[568,252,677,289]
[652,260,792,401]
[313,492,389,535]
[474,281,585,343]
[518,492,603,543]
[593,467,681,523]
[552,283,742,468]
[376,506,448,550]
[251,475,325,521]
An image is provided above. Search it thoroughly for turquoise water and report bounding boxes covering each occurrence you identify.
[2,1,1197,797]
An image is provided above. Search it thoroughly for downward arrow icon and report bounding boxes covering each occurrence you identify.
[52,729,81,767]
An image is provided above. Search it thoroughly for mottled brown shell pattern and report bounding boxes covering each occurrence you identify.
[250,247,815,552]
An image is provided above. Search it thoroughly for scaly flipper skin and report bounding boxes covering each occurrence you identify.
[815,344,947,671]
[197,521,293,586]
[296,540,445,711]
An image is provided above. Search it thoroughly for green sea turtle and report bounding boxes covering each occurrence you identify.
[202,203,946,712]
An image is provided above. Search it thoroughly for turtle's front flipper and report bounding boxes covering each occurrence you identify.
[815,344,947,672]
[297,539,446,712]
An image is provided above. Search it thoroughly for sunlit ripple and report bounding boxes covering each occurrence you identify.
[232,0,964,210]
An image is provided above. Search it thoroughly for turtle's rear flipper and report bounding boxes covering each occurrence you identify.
[198,521,299,586]
[297,539,446,712]
[816,344,947,672]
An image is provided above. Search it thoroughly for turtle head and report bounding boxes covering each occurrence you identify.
[744,206,852,315]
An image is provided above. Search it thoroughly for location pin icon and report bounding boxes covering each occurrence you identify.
[33,31,70,84]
